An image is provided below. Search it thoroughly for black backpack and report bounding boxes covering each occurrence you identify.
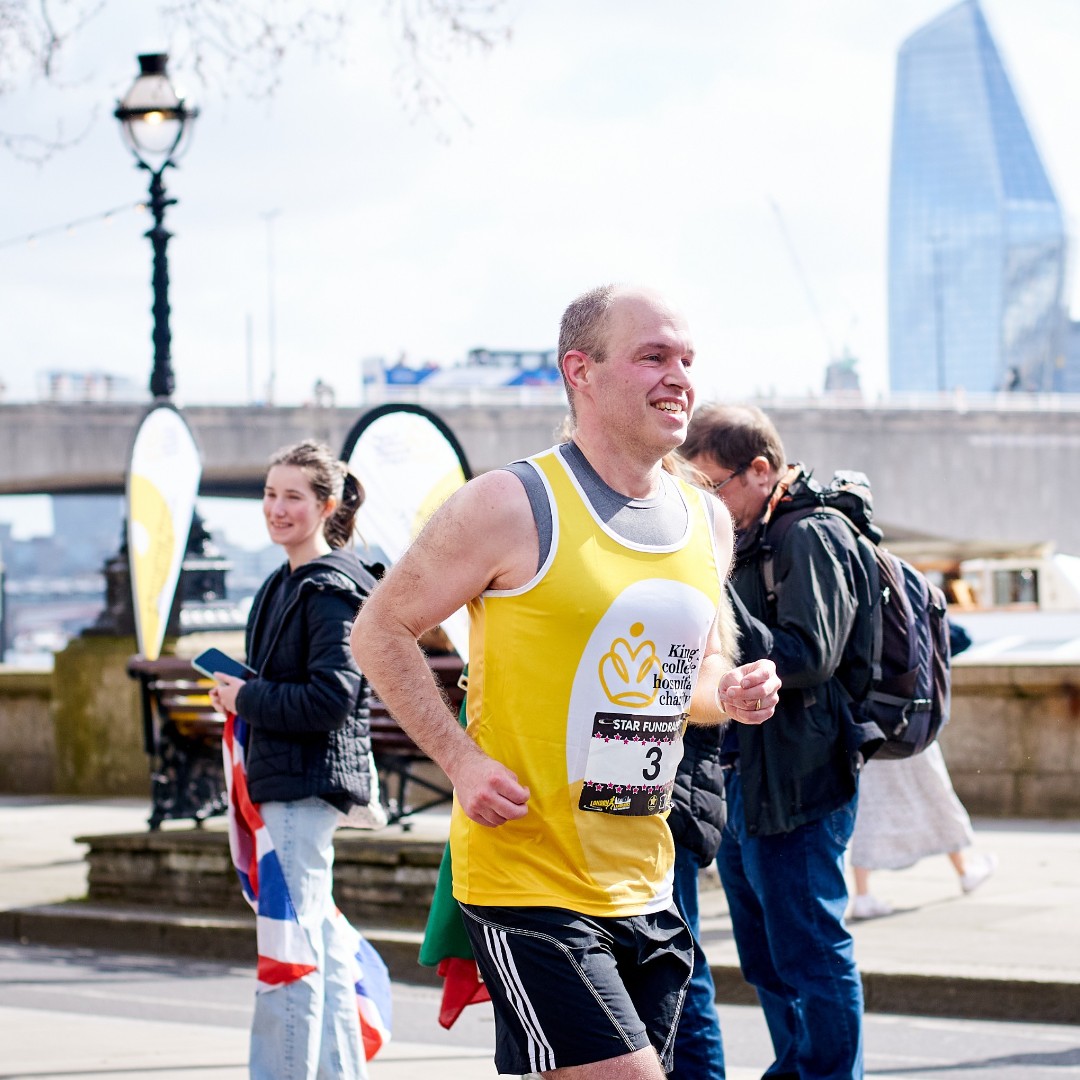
[761,468,952,760]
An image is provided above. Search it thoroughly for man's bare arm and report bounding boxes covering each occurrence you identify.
[351,470,536,827]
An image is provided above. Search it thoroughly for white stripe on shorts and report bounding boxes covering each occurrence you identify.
[482,923,556,1073]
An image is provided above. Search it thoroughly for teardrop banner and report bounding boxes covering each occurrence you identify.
[126,404,202,661]
[342,404,472,661]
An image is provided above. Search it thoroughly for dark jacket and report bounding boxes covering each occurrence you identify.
[236,548,377,805]
[668,722,725,866]
[727,466,872,837]
[669,578,773,864]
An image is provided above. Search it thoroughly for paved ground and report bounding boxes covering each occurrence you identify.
[697,815,1080,1020]
[3,796,1080,1028]
[0,943,507,1079]
[0,799,508,1078]
[4,942,1077,1080]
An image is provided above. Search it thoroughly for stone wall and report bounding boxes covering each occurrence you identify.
[80,828,445,929]
[50,635,147,796]
[943,662,1080,818]
[3,650,1079,818]
[0,670,54,793]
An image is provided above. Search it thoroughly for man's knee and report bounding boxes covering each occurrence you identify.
[540,1045,667,1079]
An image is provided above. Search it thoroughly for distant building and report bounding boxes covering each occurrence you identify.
[52,496,123,576]
[1058,322,1080,394]
[0,535,8,658]
[361,346,564,399]
[37,370,145,403]
[888,0,1067,393]
[824,352,861,395]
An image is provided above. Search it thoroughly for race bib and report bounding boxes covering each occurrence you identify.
[578,711,684,816]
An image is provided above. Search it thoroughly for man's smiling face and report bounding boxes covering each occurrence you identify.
[589,289,696,457]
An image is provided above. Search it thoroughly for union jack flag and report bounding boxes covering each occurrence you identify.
[222,712,393,1060]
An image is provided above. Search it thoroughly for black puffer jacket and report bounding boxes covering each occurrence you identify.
[236,548,378,805]
[668,723,725,867]
[668,585,777,865]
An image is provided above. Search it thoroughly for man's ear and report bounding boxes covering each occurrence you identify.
[561,350,590,393]
[748,456,773,484]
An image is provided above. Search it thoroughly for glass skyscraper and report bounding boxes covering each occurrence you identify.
[888,0,1066,393]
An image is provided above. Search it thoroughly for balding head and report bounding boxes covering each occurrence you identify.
[558,285,685,421]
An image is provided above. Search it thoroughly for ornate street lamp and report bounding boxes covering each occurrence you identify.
[114,53,199,399]
[90,55,224,643]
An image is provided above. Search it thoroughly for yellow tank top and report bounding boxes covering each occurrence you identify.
[451,446,723,916]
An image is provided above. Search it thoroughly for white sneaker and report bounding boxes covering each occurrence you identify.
[960,852,998,894]
[849,893,893,920]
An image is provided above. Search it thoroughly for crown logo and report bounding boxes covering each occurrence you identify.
[599,622,662,708]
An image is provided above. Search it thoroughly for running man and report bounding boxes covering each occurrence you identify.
[351,284,779,1079]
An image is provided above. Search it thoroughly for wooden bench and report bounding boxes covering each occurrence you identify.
[127,652,466,831]
[127,656,228,830]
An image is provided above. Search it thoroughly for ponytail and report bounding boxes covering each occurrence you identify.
[324,469,365,549]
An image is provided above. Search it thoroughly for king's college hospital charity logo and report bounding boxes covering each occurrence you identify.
[599,622,663,709]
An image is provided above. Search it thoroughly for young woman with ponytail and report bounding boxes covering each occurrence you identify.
[209,440,378,1080]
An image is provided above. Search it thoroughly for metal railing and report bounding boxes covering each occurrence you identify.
[743,389,1080,413]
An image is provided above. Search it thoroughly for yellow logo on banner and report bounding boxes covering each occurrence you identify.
[599,622,662,708]
[129,474,176,658]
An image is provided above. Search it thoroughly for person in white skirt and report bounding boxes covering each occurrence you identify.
[848,740,998,919]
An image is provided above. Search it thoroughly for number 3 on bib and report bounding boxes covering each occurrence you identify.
[579,711,683,816]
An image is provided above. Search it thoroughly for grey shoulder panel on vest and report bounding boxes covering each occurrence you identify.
[503,444,702,574]
[503,460,553,572]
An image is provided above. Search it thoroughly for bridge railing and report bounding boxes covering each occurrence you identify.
[6,385,1080,413]
[747,390,1080,413]
[358,385,1080,413]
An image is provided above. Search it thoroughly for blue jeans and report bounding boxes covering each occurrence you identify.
[249,797,368,1080]
[717,771,863,1080]
[670,842,726,1079]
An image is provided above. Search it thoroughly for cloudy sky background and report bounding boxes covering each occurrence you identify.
[2,0,1079,538]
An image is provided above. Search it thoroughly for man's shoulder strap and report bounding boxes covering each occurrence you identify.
[760,500,869,609]
[760,504,821,608]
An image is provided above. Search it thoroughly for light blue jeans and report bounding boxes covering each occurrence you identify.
[249,797,368,1080]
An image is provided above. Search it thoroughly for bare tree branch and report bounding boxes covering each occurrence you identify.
[0,106,95,163]
[159,1,352,98]
[385,0,510,138]
[0,0,512,157]
[16,1,107,82]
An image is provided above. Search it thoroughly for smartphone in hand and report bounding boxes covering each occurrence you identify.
[192,647,257,681]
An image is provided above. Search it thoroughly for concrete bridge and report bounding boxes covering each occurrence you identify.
[2,392,1078,553]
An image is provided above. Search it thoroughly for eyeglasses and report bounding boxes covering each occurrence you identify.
[708,463,751,494]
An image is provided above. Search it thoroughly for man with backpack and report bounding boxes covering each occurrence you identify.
[682,403,879,1080]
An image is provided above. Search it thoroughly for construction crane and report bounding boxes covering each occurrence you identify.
[766,196,860,392]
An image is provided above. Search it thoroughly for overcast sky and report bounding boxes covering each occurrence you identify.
[2,0,1080,539]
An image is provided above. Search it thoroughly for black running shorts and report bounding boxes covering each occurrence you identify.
[459,902,693,1076]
